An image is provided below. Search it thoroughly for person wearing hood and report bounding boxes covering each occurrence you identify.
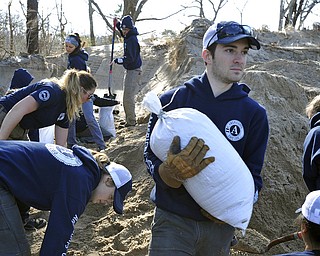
[65,33,107,151]
[113,15,142,127]
[143,21,269,255]
[302,95,320,191]
[0,140,132,255]
[65,33,89,71]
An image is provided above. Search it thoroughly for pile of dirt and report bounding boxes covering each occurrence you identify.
[1,18,320,255]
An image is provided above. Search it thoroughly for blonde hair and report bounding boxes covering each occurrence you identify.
[50,69,97,121]
[91,150,111,171]
[306,95,320,119]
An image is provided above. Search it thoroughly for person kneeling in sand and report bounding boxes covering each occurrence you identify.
[0,140,132,256]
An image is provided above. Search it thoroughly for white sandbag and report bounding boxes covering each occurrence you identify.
[143,91,254,230]
[39,125,55,143]
[99,106,116,138]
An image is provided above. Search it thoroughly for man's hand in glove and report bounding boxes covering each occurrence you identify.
[159,136,215,188]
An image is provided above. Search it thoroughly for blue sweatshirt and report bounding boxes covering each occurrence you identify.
[144,72,269,221]
[116,24,142,70]
[302,112,320,191]
[67,49,89,71]
[0,140,101,255]
[0,81,69,129]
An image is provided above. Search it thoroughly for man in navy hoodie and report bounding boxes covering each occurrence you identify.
[0,140,132,255]
[113,15,142,127]
[144,21,269,255]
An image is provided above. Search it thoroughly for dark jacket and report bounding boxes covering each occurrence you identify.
[144,72,269,220]
[0,140,101,255]
[67,49,89,71]
[0,81,69,129]
[303,112,320,191]
[116,23,142,70]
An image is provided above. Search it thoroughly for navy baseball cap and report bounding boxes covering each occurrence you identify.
[105,162,132,214]
[203,21,260,50]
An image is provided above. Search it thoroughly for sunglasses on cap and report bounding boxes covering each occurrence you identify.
[81,87,94,100]
[206,24,254,49]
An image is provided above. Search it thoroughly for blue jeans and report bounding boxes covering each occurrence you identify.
[148,207,235,256]
[68,100,106,150]
[0,185,30,255]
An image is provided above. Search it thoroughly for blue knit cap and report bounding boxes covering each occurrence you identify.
[121,15,134,29]
[10,68,34,89]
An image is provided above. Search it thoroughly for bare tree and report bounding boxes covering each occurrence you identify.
[8,1,14,55]
[279,0,285,30]
[88,0,96,46]
[279,0,320,30]
[90,0,191,35]
[26,0,39,54]
[191,0,228,23]
[233,0,249,24]
[56,0,67,45]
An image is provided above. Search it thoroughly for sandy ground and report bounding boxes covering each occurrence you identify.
[1,18,320,255]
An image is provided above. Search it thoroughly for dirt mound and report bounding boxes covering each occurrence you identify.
[1,18,320,255]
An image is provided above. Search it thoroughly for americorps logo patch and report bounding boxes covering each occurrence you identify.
[225,120,244,142]
[57,113,66,121]
[45,144,82,166]
[38,90,50,101]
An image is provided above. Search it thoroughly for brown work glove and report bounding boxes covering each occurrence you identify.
[159,136,215,188]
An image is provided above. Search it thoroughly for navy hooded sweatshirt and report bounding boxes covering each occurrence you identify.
[67,49,89,71]
[302,112,320,191]
[144,72,269,221]
[0,140,101,255]
[116,23,142,70]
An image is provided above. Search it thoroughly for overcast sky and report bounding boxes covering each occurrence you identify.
[2,0,320,39]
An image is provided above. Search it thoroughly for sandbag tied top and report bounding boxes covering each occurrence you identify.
[142,91,255,231]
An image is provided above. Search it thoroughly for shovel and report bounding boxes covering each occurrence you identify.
[232,228,302,254]
[105,17,117,100]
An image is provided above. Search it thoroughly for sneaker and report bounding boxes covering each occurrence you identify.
[24,218,47,230]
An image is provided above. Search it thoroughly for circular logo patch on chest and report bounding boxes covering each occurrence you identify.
[225,120,244,142]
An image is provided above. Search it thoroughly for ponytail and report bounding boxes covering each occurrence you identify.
[59,69,97,121]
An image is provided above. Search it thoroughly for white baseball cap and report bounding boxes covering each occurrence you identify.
[296,190,320,224]
[105,162,132,214]
[203,21,260,50]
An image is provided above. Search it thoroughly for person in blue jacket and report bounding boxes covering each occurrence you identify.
[65,33,107,151]
[302,95,320,191]
[0,140,132,256]
[65,33,89,71]
[0,69,97,231]
[274,190,320,256]
[113,15,142,127]
[144,21,269,255]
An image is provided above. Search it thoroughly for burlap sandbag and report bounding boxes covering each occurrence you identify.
[143,91,254,230]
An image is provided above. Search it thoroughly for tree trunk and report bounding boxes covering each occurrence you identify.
[89,0,96,46]
[26,0,39,54]
[278,0,285,30]
[8,1,14,55]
